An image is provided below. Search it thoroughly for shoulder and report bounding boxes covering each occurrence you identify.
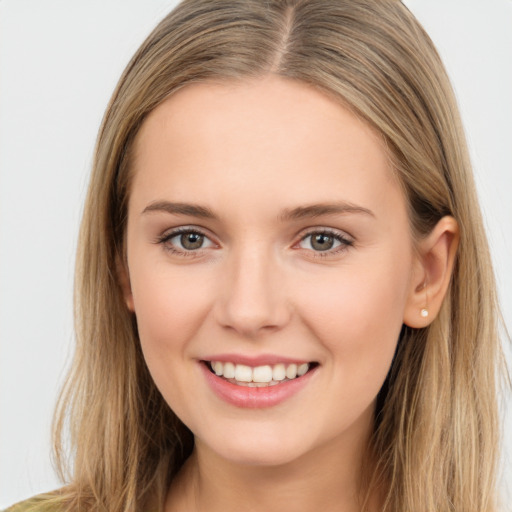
[3,492,64,512]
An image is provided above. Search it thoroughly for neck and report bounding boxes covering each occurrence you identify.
[165,412,381,512]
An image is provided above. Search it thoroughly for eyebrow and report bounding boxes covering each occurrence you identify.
[141,201,217,218]
[141,200,374,220]
[279,202,375,221]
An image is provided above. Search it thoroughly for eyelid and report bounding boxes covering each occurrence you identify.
[154,225,354,258]
[293,227,354,255]
[155,225,218,256]
[295,226,354,242]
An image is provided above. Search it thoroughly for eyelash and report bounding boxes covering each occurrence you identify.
[297,229,354,258]
[155,227,354,258]
[155,227,213,258]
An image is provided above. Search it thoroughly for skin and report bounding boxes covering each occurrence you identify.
[120,76,459,512]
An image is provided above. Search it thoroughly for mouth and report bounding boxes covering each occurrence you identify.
[203,360,319,388]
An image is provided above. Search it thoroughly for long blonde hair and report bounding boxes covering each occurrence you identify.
[47,1,505,510]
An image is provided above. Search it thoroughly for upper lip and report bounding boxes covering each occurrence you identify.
[200,353,313,366]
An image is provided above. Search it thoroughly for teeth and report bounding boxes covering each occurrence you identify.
[253,365,273,383]
[272,363,286,381]
[223,361,235,379]
[286,363,297,379]
[213,361,223,376]
[234,364,252,382]
[209,361,311,385]
[297,363,309,376]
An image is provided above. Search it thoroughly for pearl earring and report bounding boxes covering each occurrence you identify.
[421,280,429,318]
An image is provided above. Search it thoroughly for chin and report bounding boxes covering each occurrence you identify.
[216,442,305,467]
[196,421,317,468]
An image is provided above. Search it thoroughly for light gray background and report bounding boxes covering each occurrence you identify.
[1,0,511,507]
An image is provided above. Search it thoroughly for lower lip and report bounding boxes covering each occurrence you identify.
[200,362,316,409]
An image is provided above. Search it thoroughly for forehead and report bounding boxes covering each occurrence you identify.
[130,76,403,219]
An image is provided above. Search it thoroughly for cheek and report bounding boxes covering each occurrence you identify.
[129,260,213,359]
[128,262,217,424]
[296,251,411,383]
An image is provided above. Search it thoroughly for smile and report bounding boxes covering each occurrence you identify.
[208,361,311,387]
[201,360,318,408]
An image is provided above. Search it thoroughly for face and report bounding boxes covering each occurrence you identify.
[123,76,418,467]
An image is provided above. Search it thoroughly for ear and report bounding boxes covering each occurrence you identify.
[403,216,459,328]
[116,254,135,312]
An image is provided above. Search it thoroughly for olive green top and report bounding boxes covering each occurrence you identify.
[3,493,61,512]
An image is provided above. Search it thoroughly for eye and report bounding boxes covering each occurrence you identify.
[172,231,208,250]
[157,228,215,254]
[298,230,353,253]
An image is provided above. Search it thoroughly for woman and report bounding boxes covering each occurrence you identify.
[6,0,507,510]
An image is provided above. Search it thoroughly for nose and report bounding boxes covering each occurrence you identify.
[214,246,291,338]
